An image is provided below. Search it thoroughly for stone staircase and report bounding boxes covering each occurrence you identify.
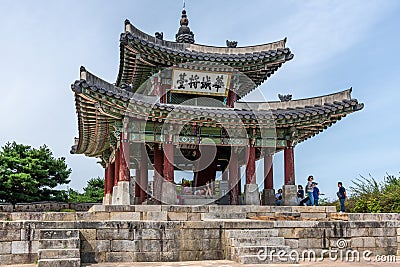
[38,229,81,267]
[179,195,219,205]
[225,229,297,264]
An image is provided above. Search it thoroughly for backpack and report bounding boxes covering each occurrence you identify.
[337,187,346,199]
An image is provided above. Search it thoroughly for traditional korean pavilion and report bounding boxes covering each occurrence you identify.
[71,8,363,206]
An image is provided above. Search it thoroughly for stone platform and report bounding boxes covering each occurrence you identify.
[0,205,399,266]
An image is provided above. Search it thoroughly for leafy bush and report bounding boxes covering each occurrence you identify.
[350,174,400,213]
[320,174,400,213]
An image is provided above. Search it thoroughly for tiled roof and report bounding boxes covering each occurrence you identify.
[116,21,294,98]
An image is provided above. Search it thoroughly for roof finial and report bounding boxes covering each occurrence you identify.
[176,0,195,44]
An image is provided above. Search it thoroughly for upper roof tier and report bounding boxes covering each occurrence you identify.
[117,19,294,97]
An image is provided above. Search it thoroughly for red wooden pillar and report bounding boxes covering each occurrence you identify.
[104,166,108,196]
[163,143,174,183]
[194,152,217,187]
[284,145,295,185]
[106,162,114,195]
[227,90,237,108]
[264,151,274,190]
[238,164,242,197]
[153,144,163,204]
[140,144,149,203]
[135,165,141,202]
[222,168,228,181]
[229,148,239,205]
[119,141,130,182]
[114,149,120,186]
[246,143,256,184]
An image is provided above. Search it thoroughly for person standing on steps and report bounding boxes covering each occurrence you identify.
[305,176,315,206]
[204,181,212,198]
[337,182,347,212]
[275,189,283,206]
[312,182,320,206]
[297,185,305,205]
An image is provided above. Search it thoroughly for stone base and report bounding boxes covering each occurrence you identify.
[134,197,141,205]
[161,182,177,205]
[103,194,112,205]
[244,184,260,205]
[282,185,298,206]
[262,189,276,205]
[111,186,119,204]
[112,181,133,205]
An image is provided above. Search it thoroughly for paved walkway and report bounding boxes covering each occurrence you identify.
[83,259,400,266]
[4,258,399,267]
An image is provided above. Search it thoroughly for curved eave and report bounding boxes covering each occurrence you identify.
[73,69,363,155]
[71,72,123,157]
[116,22,294,97]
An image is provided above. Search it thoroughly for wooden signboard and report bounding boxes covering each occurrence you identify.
[171,68,231,97]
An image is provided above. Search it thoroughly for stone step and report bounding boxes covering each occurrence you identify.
[39,238,80,250]
[228,237,285,247]
[39,229,80,240]
[38,258,81,267]
[182,198,218,205]
[38,248,80,259]
[275,212,301,217]
[225,229,279,238]
[238,254,298,264]
[203,212,247,220]
[233,245,291,256]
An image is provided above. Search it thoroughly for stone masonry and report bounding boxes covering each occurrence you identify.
[0,206,399,265]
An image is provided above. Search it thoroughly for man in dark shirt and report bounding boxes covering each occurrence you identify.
[337,182,347,212]
[313,182,320,206]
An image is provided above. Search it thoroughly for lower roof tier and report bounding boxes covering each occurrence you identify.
[71,69,363,158]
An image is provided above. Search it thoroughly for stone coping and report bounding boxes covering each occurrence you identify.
[0,205,399,223]
[88,205,337,213]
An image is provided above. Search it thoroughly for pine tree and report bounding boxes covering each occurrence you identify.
[0,142,71,205]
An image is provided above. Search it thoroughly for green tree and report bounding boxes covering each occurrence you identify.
[69,177,104,203]
[0,142,71,205]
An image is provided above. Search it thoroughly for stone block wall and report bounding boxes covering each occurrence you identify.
[0,202,97,212]
[0,205,13,212]
[0,206,399,265]
[79,221,225,263]
[277,220,398,258]
[398,227,400,256]
[0,222,38,264]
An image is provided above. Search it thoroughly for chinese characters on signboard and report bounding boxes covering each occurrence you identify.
[171,69,231,96]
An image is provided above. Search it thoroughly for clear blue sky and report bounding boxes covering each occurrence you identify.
[0,0,399,200]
